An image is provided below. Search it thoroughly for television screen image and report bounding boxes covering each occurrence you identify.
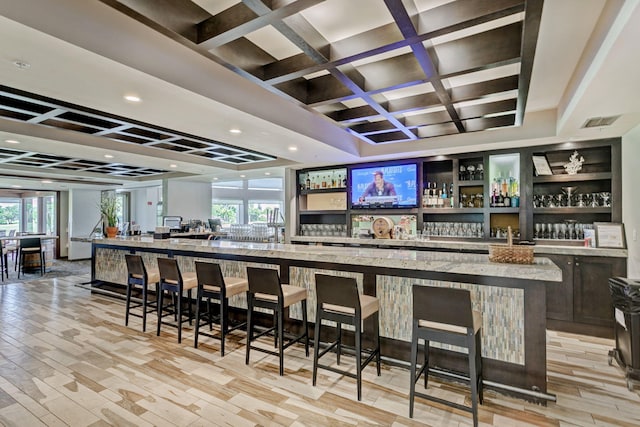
[351,163,418,208]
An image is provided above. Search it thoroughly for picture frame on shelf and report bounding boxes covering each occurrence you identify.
[532,155,553,176]
[594,222,626,249]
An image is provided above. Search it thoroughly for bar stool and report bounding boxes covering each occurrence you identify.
[124,254,160,332]
[17,237,45,278]
[0,239,8,281]
[245,266,309,376]
[156,257,198,343]
[409,285,483,427]
[193,261,248,355]
[312,274,381,401]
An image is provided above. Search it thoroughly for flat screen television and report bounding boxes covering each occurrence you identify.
[350,163,418,208]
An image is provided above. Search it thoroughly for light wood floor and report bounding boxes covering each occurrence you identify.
[1,274,639,426]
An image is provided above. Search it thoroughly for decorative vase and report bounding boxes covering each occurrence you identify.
[105,226,118,238]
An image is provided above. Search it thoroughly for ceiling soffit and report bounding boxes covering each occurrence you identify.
[0,85,277,178]
[103,0,543,145]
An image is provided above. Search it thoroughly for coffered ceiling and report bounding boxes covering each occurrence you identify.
[1,0,640,191]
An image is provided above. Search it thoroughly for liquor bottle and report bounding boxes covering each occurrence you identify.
[305,175,310,190]
[497,191,504,207]
[491,189,498,207]
[428,182,435,207]
[441,182,447,207]
[449,183,454,208]
[503,192,511,207]
[321,175,327,188]
[422,184,429,208]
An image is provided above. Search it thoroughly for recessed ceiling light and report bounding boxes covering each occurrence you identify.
[264,172,271,176]
[169,164,177,168]
[288,145,298,151]
[12,60,30,70]
[240,174,246,178]
[11,184,21,188]
[41,180,53,184]
[124,95,141,102]
[104,154,114,159]
[5,139,20,144]
[229,128,242,134]
[213,177,218,181]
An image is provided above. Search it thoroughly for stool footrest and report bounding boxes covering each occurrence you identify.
[412,390,473,415]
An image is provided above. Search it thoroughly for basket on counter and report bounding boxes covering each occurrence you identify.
[488,226,534,264]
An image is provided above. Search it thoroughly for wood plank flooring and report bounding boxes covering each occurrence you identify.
[1,274,639,426]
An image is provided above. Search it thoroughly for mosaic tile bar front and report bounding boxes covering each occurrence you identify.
[95,248,523,364]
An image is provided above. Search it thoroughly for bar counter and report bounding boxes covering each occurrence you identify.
[289,235,628,257]
[90,236,561,401]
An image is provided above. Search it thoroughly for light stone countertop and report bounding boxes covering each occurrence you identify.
[289,235,628,258]
[93,236,562,283]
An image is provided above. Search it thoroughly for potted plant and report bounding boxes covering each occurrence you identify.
[99,194,119,238]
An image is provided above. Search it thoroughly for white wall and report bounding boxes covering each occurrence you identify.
[58,191,69,258]
[68,189,101,260]
[129,186,160,233]
[622,125,640,278]
[166,180,212,222]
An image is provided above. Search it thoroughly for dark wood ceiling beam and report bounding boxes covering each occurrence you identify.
[327,104,384,123]
[417,0,524,33]
[403,110,456,128]
[516,0,544,126]
[197,0,325,49]
[434,22,522,76]
[367,129,417,144]
[458,98,517,120]
[464,114,516,132]
[416,122,459,139]
[263,0,524,85]
[384,0,465,133]
[387,91,442,115]
[209,38,276,78]
[103,0,211,42]
[197,3,258,45]
[450,75,519,103]
[350,119,404,135]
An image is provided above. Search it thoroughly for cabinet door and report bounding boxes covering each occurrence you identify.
[574,256,626,326]
[545,254,574,321]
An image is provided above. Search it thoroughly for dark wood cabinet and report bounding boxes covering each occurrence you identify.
[574,256,627,327]
[545,254,574,321]
[545,254,627,337]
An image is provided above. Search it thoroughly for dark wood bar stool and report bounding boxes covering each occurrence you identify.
[17,237,45,278]
[193,261,248,356]
[124,254,160,332]
[245,267,309,376]
[156,257,198,343]
[409,285,483,426]
[0,239,9,281]
[312,274,380,401]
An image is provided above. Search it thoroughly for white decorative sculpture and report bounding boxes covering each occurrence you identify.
[563,150,585,175]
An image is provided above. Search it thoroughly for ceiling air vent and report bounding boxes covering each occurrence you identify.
[582,115,620,128]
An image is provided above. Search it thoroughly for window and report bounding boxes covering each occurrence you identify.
[44,195,56,235]
[248,201,283,223]
[211,200,242,226]
[0,199,20,235]
[23,197,38,233]
[115,192,130,225]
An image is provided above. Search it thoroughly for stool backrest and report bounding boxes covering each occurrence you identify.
[315,274,360,312]
[157,257,181,284]
[195,261,224,288]
[247,267,282,298]
[8,230,15,237]
[413,285,474,328]
[20,237,42,250]
[125,254,146,279]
